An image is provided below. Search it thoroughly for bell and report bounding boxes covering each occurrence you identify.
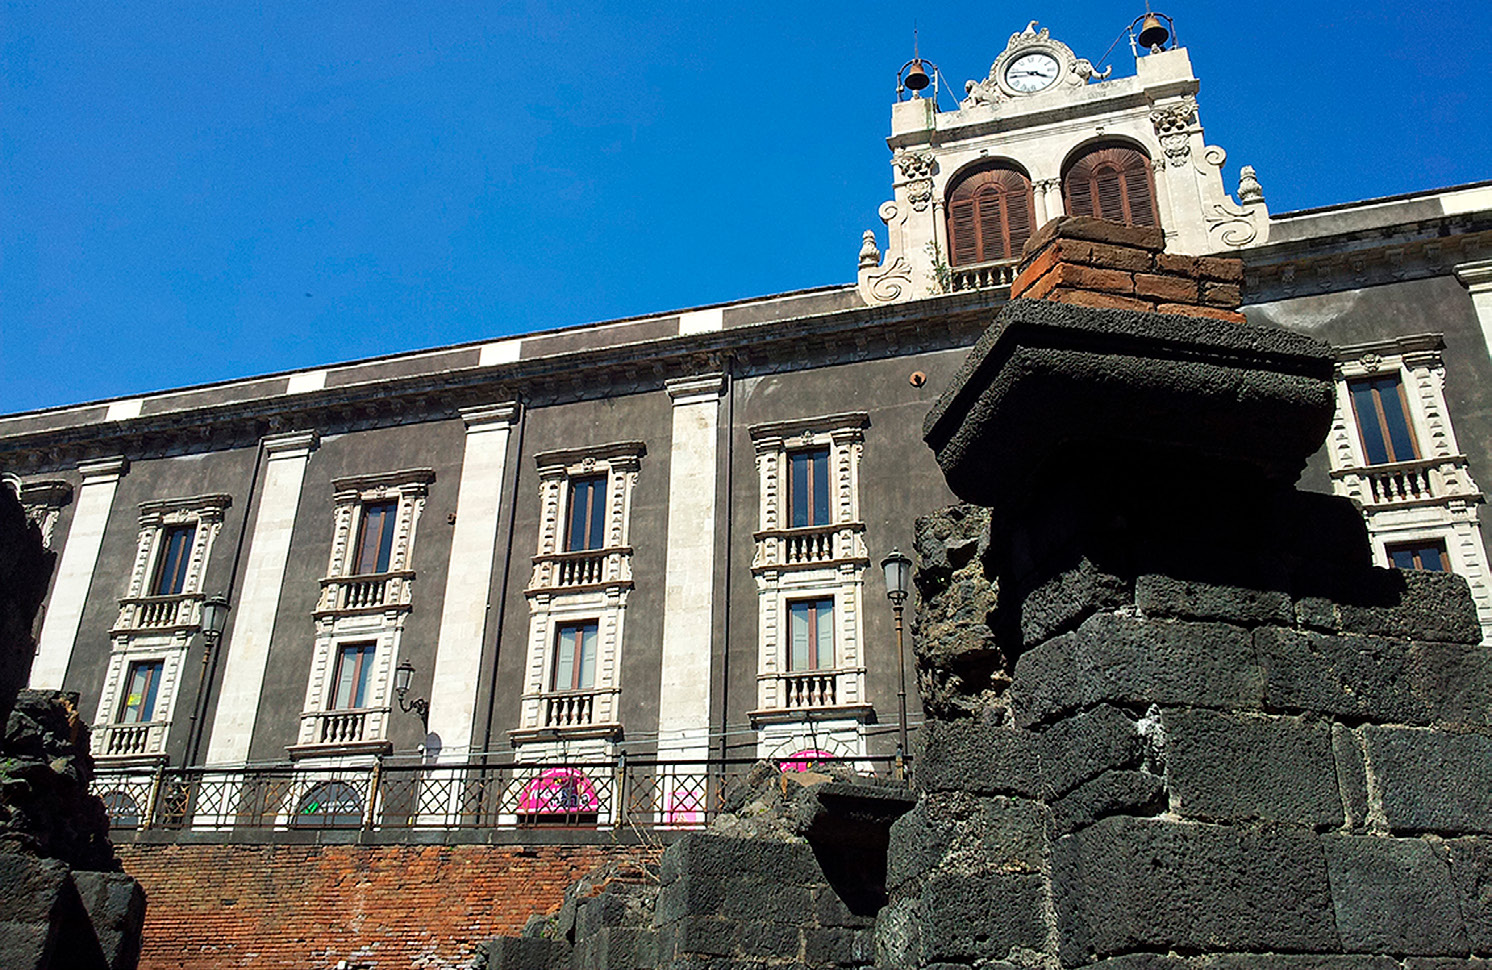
[1136,12,1170,50]
[904,59,931,92]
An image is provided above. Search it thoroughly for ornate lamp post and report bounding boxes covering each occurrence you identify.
[184,593,230,767]
[881,549,913,777]
[394,659,430,732]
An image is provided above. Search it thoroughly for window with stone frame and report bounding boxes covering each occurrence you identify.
[1063,143,1158,228]
[748,413,871,756]
[295,468,434,755]
[514,441,645,751]
[93,493,231,762]
[1327,335,1492,642]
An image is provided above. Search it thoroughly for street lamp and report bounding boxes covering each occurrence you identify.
[184,593,231,767]
[881,549,913,777]
[394,659,430,731]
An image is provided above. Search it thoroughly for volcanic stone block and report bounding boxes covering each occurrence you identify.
[803,926,874,966]
[1256,628,1492,726]
[1361,728,1492,835]
[574,927,659,970]
[1135,574,1293,627]
[916,718,1041,796]
[1165,709,1341,827]
[813,886,875,929]
[1049,770,1168,835]
[1038,704,1143,798]
[1020,558,1130,646]
[1053,816,1338,963]
[1200,958,1401,970]
[923,299,1335,517]
[738,920,800,958]
[1336,570,1482,645]
[1332,725,1370,831]
[1444,839,1492,954]
[1011,613,1264,727]
[919,870,1049,963]
[483,937,571,970]
[1324,835,1467,955]
[71,870,145,970]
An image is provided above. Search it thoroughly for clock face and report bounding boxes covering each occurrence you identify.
[1006,51,1061,93]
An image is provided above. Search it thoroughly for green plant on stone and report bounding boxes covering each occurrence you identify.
[926,240,952,295]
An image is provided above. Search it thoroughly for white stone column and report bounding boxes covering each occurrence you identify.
[656,374,725,764]
[204,431,316,766]
[1454,260,1492,363]
[30,456,128,690]
[426,402,519,760]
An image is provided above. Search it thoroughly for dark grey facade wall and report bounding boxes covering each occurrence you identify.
[1248,276,1492,548]
[244,416,467,762]
[481,389,674,757]
[722,347,967,758]
[61,446,258,766]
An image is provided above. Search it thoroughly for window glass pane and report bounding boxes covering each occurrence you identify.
[331,643,374,709]
[811,451,830,526]
[578,624,597,689]
[354,502,397,573]
[788,599,832,671]
[1388,547,1417,570]
[153,525,195,595]
[790,454,809,528]
[119,661,163,723]
[1349,381,1391,465]
[566,478,606,551]
[790,602,810,670]
[1373,378,1417,462]
[1388,541,1447,572]
[814,600,834,668]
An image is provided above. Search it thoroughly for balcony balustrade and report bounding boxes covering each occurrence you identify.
[1332,456,1481,510]
[95,720,168,759]
[113,593,201,634]
[752,524,865,571]
[315,571,414,616]
[950,258,1019,294]
[778,670,840,710]
[301,707,379,746]
[529,548,631,592]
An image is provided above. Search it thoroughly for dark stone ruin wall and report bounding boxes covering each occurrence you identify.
[890,506,1492,968]
[0,483,145,970]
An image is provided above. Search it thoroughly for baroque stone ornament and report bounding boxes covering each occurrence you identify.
[1238,164,1265,204]
[858,230,881,269]
[893,150,935,181]
[906,179,934,212]
[1151,99,1199,167]
[865,256,914,303]
[962,21,1109,108]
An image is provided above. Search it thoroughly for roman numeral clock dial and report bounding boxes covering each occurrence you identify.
[1005,51,1061,92]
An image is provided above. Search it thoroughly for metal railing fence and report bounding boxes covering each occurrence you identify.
[92,754,905,835]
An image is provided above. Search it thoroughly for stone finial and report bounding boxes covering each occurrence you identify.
[858,230,882,269]
[1238,165,1265,204]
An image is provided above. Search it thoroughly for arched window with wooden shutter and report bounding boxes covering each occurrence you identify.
[1062,144,1158,228]
[945,164,1036,266]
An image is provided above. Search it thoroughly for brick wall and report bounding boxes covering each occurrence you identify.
[117,841,660,970]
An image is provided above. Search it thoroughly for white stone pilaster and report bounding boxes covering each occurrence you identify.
[656,374,725,761]
[30,456,128,689]
[204,431,316,766]
[427,403,519,760]
[1454,260,1492,364]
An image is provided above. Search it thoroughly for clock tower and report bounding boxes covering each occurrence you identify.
[857,21,1269,305]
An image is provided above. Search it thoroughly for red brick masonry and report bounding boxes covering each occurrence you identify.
[1011,216,1247,324]
[117,842,659,970]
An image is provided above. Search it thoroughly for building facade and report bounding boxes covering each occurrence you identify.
[4,20,1492,832]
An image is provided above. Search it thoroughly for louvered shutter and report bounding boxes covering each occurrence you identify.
[947,165,1035,265]
[1063,145,1158,228]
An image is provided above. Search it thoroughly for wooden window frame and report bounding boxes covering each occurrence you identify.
[1063,144,1158,228]
[551,620,600,692]
[564,475,609,552]
[1348,375,1420,465]
[1386,539,1448,572]
[351,500,399,575]
[117,659,164,724]
[946,165,1036,266]
[150,523,197,596]
[787,597,835,672]
[329,641,376,710]
[788,447,832,529]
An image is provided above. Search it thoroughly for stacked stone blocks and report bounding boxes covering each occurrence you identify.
[1010,217,1246,323]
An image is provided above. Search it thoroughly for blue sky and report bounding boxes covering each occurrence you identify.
[3,1,1488,413]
